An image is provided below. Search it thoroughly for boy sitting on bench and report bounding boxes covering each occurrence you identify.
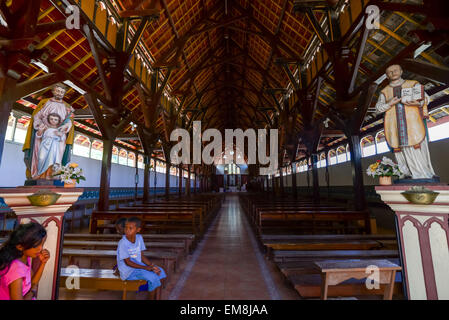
[116,217,166,298]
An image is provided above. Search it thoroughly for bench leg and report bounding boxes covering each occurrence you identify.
[320,273,329,300]
[123,286,127,300]
[383,271,396,300]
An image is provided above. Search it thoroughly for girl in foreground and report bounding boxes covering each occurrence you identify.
[0,223,50,300]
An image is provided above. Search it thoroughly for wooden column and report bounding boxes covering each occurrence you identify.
[193,169,197,194]
[311,153,320,203]
[186,165,191,196]
[178,165,183,196]
[143,156,151,203]
[0,98,14,167]
[165,162,171,198]
[98,139,113,211]
[291,162,298,198]
[279,167,284,196]
[348,134,368,215]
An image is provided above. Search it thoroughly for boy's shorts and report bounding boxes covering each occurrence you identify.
[127,266,167,292]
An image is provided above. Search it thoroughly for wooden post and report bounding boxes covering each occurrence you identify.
[311,153,320,203]
[279,167,284,196]
[165,162,171,198]
[143,156,150,203]
[134,154,139,201]
[98,139,113,211]
[348,134,366,210]
[0,99,13,167]
[193,169,197,194]
[178,165,183,197]
[187,164,191,196]
[291,162,297,198]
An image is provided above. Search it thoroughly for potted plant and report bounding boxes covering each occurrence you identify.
[53,163,86,187]
[366,157,402,185]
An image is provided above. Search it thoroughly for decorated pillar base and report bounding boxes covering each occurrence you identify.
[0,186,83,300]
[376,185,449,300]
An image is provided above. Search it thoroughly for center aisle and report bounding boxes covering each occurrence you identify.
[167,194,279,300]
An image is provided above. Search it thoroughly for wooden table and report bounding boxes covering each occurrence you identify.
[315,259,402,300]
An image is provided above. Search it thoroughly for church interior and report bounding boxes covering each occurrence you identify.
[0,0,449,301]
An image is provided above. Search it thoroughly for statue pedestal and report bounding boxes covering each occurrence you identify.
[375,185,449,300]
[0,186,83,300]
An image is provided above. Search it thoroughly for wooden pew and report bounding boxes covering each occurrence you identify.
[64,233,195,253]
[90,210,203,236]
[63,240,187,257]
[256,210,368,235]
[62,249,179,276]
[272,249,399,263]
[59,268,161,300]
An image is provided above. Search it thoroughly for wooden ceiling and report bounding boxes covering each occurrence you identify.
[7,0,449,163]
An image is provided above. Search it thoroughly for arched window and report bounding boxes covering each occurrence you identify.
[90,140,103,160]
[328,149,337,165]
[128,152,136,167]
[286,165,292,175]
[184,169,189,178]
[302,159,309,172]
[6,114,16,141]
[361,135,376,157]
[336,146,347,163]
[376,131,389,154]
[346,144,351,160]
[119,149,128,165]
[317,152,326,168]
[14,116,30,144]
[112,146,119,163]
[156,161,166,173]
[170,166,177,176]
[137,155,144,169]
[73,134,91,157]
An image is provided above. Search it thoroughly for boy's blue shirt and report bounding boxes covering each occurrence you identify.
[116,234,146,280]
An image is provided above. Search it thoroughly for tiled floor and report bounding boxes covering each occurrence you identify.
[59,194,300,300]
[166,194,299,300]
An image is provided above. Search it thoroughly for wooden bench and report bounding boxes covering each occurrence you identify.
[62,249,178,275]
[257,210,368,235]
[64,233,195,253]
[316,259,402,300]
[91,210,203,236]
[272,249,399,263]
[260,234,397,242]
[262,234,398,258]
[64,240,187,257]
[59,268,161,300]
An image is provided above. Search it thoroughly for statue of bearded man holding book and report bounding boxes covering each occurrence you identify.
[375,64,437,181]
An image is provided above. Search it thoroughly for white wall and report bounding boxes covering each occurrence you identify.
[279,138,449,187]
[0,141,196,188]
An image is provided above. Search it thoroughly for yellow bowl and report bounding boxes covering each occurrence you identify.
[27,190,61,206]
[401,191,439,205]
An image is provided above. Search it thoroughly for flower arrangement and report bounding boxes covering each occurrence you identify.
[53,163,86,184]
[366,157,402,178]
